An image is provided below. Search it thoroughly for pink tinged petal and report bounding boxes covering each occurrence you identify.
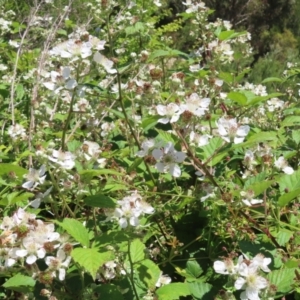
[26,254,37,264]
[169,164,181,177]
[234,277,246,290]
[45,256,54,266]
[59,268,66,280]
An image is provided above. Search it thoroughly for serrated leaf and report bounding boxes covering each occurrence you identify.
[219,72,233,84]
[93,284,124,299]
[188,282,212,299]
[71,248,113,280]
[285,259,300,268]
[247,93,284,106]
[246,180,274,197]
[156,129,176,143]
[278,188,300,206]
[156,283,190,300]
[227,92,247,105]
[56,219,90,247]
[267,268,295,295]
[129,239,145,264]
[185,261,203,279]
[281,116,300,127]
[292,131,300,144]
[136,259,161,290]
[246,131,278,143]
[279,169,300,193]
[276,229,293,246]
[142,115,161,131]
[128,157,144,173]
[84,194,116,208]
[3,274,35,293]
[0,163,27,178]
[201,137,224,165]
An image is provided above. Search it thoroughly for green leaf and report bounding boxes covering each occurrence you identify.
[84,194,116,208]
[267,268,295,295]
[201,137,224,166]
[247,93,284,106]
[141,115,161,131]
[79,169,122,181]
[188,282,213,299]
[93,284,124,299]
[246,131,278,143]
[71,248,113,280]
[148,49,189,61]
[262,77,283,83]
[0,163,27,178]
[156,129,176,143]
[185,261,203,279]
[136,259,161,290]
[3,274,35,293]
[278,169,300,193]
[292,131,300,144]
[156,283,191,300]
[227,92,247,105]
[276,229,293,246]
[129,239,145,264]
[128,157,144,173]
[278,188,300,206]
[56,219,90,247]
[219,72,233,84]
[281,116,300,127]
[245,180,274,197]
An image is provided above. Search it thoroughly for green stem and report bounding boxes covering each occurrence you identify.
[127,240,140,300]
[116,72,156,186]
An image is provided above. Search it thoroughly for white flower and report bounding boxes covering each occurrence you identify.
[216,117,250,144]
[8,123,26,140]
[152,142,186,177]
[266,98,284,112]
[190,131,211,147]
[181,93,210,117]
[8,40,20,48]
[114,191,154,228]
[154,0,162,6]
[82,141,101,161]
[274,156,294,174]
[29,186,53,209]
[45,249,71,280]
[240,190,263,207]
[136,139,156,157]
[43,67,77,93]
[93,52,117,74]
[156,273,172,287]
[235,263,268,300]
[22,165,46,190]
[156,103,184,124]
[48,150,76,170]
[251,254,271,273]
[15,236,46,264]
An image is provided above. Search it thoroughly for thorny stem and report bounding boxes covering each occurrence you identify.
[116,72,156,186]
[175,127,223,192]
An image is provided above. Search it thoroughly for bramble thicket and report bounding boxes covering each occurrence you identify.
[1,0,300,299]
